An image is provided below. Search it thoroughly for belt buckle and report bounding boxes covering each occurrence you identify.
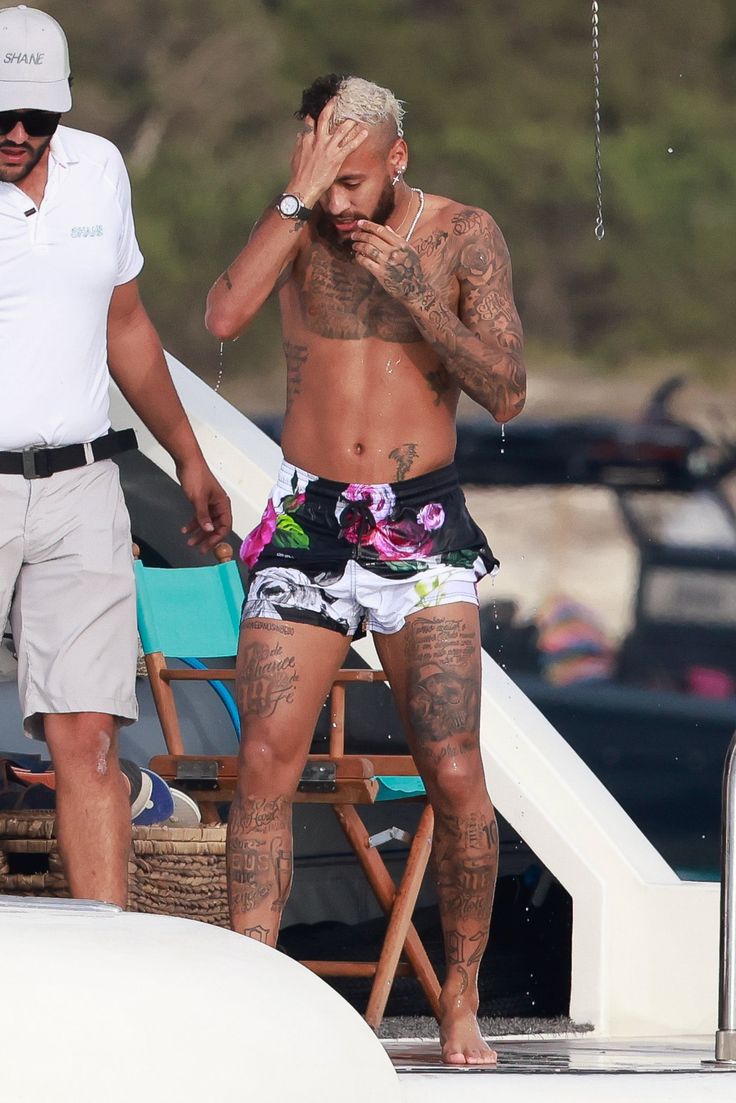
[21,446,49,480]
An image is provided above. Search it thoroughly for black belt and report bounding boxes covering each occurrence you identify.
[0,428,138,479]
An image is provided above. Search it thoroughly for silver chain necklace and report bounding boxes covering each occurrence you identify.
[404,187,425,242]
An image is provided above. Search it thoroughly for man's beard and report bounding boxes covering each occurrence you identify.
[0,135,52,184]
[316,180,396,259]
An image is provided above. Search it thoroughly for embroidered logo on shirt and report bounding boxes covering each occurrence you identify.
[71,225,104,238]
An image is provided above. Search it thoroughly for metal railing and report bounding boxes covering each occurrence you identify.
[715,728,736,1062]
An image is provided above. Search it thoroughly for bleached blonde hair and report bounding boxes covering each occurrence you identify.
[330,77,405,139]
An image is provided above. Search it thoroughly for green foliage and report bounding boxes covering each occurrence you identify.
[41,0,736,380]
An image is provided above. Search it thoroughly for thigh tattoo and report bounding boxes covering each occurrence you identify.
[404,616,480,743]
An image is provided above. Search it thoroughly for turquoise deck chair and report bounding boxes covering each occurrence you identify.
[134,546,244,756]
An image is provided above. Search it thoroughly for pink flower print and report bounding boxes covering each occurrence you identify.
[239,499,278,568]
[343,483,396,522]
[417,502,445,532]
[340,510,372,546]
[367,518,433,560]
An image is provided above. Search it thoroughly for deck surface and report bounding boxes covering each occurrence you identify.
[387,1035,736,1102]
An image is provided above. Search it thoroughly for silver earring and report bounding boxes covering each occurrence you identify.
[392,167,406,186]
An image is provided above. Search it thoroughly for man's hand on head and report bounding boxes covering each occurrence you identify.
[288,100,369,207]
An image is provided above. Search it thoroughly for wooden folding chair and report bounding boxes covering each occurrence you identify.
[135,545,441,1028]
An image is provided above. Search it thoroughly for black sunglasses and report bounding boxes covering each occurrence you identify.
[0,110,61,138]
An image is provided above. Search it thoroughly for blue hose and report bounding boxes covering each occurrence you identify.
[178,657,241,741]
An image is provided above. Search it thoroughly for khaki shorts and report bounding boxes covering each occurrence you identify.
[0,460,138,739]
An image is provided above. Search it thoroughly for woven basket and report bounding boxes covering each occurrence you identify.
[0,812,229,927]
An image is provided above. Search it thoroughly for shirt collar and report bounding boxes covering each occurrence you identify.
[49,126,78,170]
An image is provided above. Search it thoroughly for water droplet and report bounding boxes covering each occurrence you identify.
[215,341,225,392]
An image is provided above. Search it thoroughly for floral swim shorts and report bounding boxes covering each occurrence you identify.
[240,461,498,638]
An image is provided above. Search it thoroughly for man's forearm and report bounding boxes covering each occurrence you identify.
[205,195,309,341]
[404,286,526,422]
[108,312,205,467]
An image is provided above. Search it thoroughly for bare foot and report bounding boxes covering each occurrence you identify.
[440,1006,497,1066]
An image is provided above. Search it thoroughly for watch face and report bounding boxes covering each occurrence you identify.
[279,194,300,217]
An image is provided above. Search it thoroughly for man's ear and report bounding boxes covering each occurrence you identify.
[388,137,408,178]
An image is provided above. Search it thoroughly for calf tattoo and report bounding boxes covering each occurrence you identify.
[434,808,498,989]
[228,794,294,929]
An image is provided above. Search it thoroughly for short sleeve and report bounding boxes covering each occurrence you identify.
[107,143,144,286]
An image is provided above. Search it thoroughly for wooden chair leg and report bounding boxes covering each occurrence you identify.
[333,803,442,1026]
[144,652,185,755]
[364,803,436,1029]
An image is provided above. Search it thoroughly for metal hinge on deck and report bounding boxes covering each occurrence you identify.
[174,759,220,789]
[298,762,337,794]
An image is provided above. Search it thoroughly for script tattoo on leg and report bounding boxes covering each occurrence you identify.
[238,639,299,718]
[227,793,293,935]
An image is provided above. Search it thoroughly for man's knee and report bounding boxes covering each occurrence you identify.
[426,753,491,811]
[238,730,301,789]
[45,715,120,780]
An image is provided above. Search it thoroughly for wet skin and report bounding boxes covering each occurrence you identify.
[279,174,524,484]
[208,105,525,1063]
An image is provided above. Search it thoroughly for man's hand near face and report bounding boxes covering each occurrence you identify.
[350,219,428,302]
[288,101,369,209]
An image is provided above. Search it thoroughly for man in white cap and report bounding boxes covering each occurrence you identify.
[0,7,232,905]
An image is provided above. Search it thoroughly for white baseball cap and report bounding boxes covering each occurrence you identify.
[0,6,71,112]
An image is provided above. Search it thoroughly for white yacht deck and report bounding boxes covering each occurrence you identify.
[389,1034,736,1101]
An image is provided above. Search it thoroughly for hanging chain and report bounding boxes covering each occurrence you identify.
[592,1,605,240]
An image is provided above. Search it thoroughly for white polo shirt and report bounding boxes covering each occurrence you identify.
[0,125,144,449]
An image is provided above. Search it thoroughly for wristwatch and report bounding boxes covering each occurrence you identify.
[276,193,313,221]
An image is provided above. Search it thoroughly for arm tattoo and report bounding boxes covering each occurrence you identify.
[388,442,418,481]
[221,268,233,291]
[399,208,526,420]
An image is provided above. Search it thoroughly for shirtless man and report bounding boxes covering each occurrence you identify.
[205,74,525,1064]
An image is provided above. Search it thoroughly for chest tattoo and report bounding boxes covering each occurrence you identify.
[299,242,422,342]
